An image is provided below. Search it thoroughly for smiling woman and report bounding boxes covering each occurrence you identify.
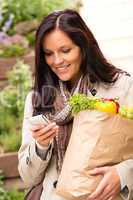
[18,9,133,200]
[43,29,82,85]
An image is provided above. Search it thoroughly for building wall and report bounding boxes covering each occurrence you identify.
[80,0,133,74]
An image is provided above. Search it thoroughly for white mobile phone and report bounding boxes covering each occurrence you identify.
[28,114,50,125]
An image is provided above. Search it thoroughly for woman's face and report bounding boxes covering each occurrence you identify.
[43,29,82,85]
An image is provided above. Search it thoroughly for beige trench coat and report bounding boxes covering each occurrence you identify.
[18,74,133,200]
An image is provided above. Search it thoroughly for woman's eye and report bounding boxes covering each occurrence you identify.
[44,52,52,56]
[62,48,71,53]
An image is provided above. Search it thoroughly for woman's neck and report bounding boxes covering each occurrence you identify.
[66,73,83,92]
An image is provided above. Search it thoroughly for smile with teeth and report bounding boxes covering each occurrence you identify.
[57,64,70,71]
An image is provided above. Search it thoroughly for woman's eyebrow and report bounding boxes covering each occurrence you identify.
[43,45,70,52]
[43,48,52,52]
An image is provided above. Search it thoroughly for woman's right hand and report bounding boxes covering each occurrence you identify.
[30,122,59,147]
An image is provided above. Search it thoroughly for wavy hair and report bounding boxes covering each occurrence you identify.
[33,9,124,113]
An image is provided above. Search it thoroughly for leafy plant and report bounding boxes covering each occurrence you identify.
[0,60,32,152]
[69,93,133,120]
[0,0,73,34]
[0,0,9,29]
[0,131,21,152]
[0,173,24,200]
[0,110,17,135]
[4,190,24,200]
[1,60,32,116]
[0,44,26,57]
[26,31,35,46]
[69,93,97,114]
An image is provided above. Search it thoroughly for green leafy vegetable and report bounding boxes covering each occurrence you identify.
[69,93,133,120]
[69,93,98,114]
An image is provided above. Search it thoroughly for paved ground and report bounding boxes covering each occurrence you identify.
[80,0,133,74]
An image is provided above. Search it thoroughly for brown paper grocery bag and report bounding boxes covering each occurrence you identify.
[56,110,133,200]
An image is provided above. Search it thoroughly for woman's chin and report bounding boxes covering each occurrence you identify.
[58,75,70,82]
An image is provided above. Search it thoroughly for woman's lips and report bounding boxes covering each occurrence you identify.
[56,64,70,73]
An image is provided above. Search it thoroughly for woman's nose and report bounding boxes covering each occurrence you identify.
[54,54,64,65]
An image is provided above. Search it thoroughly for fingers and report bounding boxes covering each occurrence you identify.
[30,122,59,146]
[31,123,58,137]
[87,166,120,200]
[88,174,108,199]
[35,126,58,143]
[88,167,109,199]
[88,184,115,200]
[89,167,109,175]
[90,184,114,200]
[36,128,58,145]
[30,122,57,133]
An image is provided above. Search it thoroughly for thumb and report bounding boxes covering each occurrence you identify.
[89,166,109,175]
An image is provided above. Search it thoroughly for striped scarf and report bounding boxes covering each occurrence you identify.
[52,74,93,173]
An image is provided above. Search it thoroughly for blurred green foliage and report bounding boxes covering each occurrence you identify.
[0,0,73,34]
[26,32,35,46]
[0,173,24,200]
[0,60,32,152]
[0,44,26,58]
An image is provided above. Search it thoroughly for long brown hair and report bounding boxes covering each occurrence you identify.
[33,9,124,114]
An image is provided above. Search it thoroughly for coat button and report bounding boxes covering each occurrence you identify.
[26,156,31,165]
[53,180,58,188]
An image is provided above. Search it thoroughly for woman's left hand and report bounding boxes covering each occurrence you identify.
[87,166,121,200]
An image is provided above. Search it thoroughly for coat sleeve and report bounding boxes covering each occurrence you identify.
[116,75,133,200]
[116,160,133,200]
[18,92,53,187]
